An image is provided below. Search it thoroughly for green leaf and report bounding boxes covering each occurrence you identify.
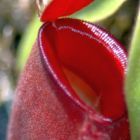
[17,15,42,72]
[125,5,140,140]
[71,0,126,22]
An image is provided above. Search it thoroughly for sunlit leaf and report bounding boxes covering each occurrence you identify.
[71,0,126,22]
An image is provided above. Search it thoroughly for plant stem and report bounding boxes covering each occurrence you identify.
[125,2,140,140]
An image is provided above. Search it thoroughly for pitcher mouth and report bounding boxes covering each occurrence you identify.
[38,18,127,124]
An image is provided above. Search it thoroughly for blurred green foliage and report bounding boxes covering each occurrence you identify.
[17,16,41,71]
